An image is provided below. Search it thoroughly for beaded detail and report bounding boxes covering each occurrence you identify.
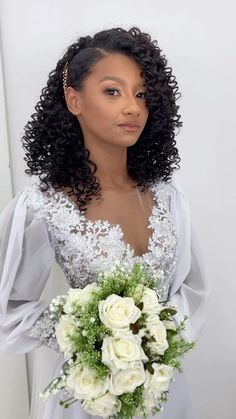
[25,180,180,349]
[28,308,60,352]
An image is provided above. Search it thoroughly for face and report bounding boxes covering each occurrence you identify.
[65,53,149,150]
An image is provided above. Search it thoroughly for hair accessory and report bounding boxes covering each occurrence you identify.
[62,61,69,94]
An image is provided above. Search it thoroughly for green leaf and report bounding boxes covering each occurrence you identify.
[159,307,177,319]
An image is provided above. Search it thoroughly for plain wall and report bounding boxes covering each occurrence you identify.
[0,23,30,419]
[0,1,235,418]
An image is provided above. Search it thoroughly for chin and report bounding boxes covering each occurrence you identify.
[118,138,139,147]
[104,133,140,147]
[118,133,141,144]
[127,139,139,147]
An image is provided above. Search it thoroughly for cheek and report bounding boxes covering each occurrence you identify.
[87,102,114,121]
[94,106,118,130]
[85,106,117,139]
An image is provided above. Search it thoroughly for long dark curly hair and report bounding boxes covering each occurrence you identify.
[22,26,182,212]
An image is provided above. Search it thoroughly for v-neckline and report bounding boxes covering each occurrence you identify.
[49,182,160,259]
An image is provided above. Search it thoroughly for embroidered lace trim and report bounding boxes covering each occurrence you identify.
[28,308,60,352]
[25,180,180,350]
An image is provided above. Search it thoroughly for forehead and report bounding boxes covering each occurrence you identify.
[88,53,145,84]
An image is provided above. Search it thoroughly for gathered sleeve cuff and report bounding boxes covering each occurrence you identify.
[167,178,211,343]
[0,186,60,355]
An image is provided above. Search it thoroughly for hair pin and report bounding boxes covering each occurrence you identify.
[62,61,69,94]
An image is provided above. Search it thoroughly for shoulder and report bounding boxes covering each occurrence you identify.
[0,181,56,227]
[3,182,44,209]
[154,177,185,195]
[24,182,47,209]
[153,177,191,224]
[151,177,184,209]
[0,182,52,244]
[155,177,190,206]
[18,182,60,215]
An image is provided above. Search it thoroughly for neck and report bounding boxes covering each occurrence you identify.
[85,142,134,189]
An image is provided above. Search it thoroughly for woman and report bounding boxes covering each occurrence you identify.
[0,26,210,418]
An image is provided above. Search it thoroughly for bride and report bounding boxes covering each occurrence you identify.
[0,26,210,418]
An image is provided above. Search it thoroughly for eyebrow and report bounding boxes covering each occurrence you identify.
[99,76,145,87]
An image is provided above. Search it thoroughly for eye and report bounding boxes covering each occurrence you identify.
[137,92,146,100]
[104,88,146,99]
[104,88,120,96]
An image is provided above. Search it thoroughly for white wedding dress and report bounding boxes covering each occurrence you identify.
[0,177,210,419]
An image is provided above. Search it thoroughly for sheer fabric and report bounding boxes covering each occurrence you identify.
[76,185,155,258]
[0,177,211,418]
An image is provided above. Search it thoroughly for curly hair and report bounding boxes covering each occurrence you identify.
[22,26,182,212]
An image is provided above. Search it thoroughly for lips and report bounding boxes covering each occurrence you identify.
[118,123,140,128]
[118,124,140,132]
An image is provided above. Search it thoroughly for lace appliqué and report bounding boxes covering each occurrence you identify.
[28,308,60,352]
[25,181,179,304]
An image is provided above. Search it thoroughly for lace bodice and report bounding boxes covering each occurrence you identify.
[0,176,210,363]
[26,181,180,302]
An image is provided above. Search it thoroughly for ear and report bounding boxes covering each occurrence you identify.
[64,87,82,116]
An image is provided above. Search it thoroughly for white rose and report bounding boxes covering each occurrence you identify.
[55,315,77,356]
[66,363,109,400]
[134,388,157,416]
[134,285,163,315]
[144,363,174,398]
[98,294,141,332]
[146,315,169,355]
[82,392,121,417]
[109,361,146,395]
[101,332,148,371]
[138,327,146,338]
[64,283,98,313]
[162,319,176,331]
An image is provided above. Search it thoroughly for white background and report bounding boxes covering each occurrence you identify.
[0,1,235,418]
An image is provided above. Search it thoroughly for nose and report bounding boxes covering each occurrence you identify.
[122,94,141,115]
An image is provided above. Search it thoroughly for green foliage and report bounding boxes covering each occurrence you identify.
[159,306,177,320]
[163,316,196,371]
[42,376,63,395]
[66,308,112,379]
[59,397,77,408]
[45,262,196,417]
[112,385,147,419]
[64,263,161,378]
[49,295,67,320]
[96,262,158,304]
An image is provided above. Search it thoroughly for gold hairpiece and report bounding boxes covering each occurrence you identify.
[62,61,69,94]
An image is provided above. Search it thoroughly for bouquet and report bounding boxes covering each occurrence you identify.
[40,262,195,418]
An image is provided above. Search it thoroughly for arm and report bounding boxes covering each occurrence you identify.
[167,179,211,342]
[0,187,60,354]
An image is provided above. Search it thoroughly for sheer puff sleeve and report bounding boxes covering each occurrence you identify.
[0,186,60,355]
[167,178,211,343]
